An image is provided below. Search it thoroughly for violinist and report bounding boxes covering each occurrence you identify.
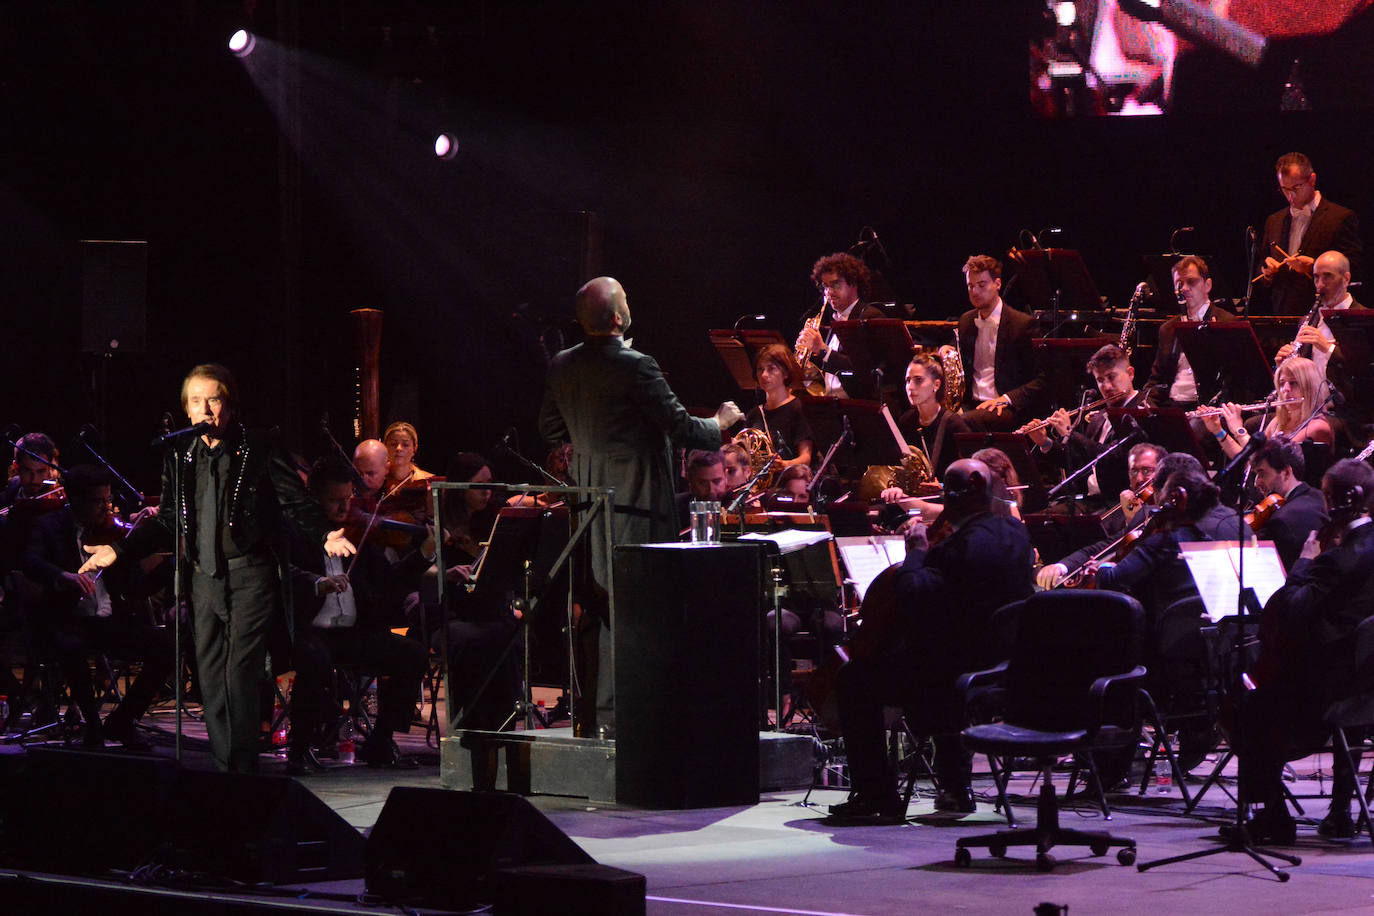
[1023,344,1144,511]
[352,438,389,505]
[1231,459,1374,844]
[1,432,63,581]
[381,422,435,524]
[21,465,172,749]
[1248,435,1328,572]
[1087,468,1226,629]
[830,459,1034,821]
[1034,443,1166,589]
[285,460,428,773]
[1201,356,1334,463]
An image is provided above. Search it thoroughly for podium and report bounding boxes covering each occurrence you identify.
[613,542,766,808]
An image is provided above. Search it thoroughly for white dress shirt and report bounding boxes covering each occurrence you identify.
[1168,301,1211,405]
[822,300,861,397]
[971,299,1003,402]
[1287,190,1322,255]
[1312,290,1352,379]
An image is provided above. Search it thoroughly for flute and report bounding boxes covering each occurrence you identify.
[1185,398,1300,420]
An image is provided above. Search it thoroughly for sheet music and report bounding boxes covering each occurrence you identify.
[1178,540,1286,623]
[738,528,833,555]
[836,536,905,601]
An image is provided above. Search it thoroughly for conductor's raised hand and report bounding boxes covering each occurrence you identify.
[715,400,745,430]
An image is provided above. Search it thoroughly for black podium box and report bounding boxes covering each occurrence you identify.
[613,542,765,808]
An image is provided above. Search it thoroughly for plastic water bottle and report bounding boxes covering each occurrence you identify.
[1154,744,1173,794]
[337,716,356,765]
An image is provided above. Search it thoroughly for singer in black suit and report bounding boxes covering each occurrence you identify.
[1255,152,1362,317]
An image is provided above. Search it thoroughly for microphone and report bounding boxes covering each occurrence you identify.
[1215,429,1267,489]
[491,427,518,455]
[78,423,100,442]
[150,420,213,447]
[2,423,21,444]
[733,313,767,331]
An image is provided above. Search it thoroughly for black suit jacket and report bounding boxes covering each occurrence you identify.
[956,304,1045,415]
[1258,197,1362,316]
[896,512,1033,677]
[23,508,143,628]
[1145,303,1237,405]
[809,303,887,398]
[114,425,330,570]
[1258,482,1329,574]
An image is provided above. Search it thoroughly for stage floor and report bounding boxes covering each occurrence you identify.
[6,703,1374,915]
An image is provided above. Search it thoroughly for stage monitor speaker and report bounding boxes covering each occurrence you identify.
[0,749,181,875]
[613,542,765,808]
[492,863,646,916]
[162,770,366,884]
[366,787,595,910]
[80,239,148,354]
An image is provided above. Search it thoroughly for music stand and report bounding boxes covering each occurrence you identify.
[830,319,916,397]
[1175,321,1272,406]
[1033,337,1110,408]
[1005,247,1102,312]
[708,329,791,392]
[797,396,907,467]
[1324,309,1374,417]
[1106,406,1209,465]
[1023,512,1110,565]
[953,431,1049,513]
[903,320,958,350]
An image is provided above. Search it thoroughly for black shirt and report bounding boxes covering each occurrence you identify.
[897,406,971,480]
[744,398,814,463]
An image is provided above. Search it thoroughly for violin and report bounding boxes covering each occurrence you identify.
[1244,493,1286,533]
[82,514,134,548]
[0,484,66,519]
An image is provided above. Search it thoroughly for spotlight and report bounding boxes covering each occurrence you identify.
[228,29,256,57]
[434,133,459,160]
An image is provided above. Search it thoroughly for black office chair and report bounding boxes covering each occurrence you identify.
[953,589,1144,871]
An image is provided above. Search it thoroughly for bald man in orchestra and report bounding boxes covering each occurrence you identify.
[540,276,743,737]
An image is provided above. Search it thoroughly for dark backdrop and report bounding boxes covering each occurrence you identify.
[1,1,1367,492]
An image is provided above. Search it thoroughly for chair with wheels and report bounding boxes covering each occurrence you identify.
[952,589,1144,871]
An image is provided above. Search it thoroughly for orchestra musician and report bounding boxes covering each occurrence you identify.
[1023,343,1146,512]
[794,252,886,398]
[830,458,1034,821]
[1273,250,1362,376]
[1231,458,1374,844]
[1256,153,1362,317]
[1200,356,1334,462]
[739,344,814,471]
[675,449,731,531]
[539,276,742,737]
[284,460,428,773]
[21,464,173,749]
[1087,468,1226,630]
[78,364,357,773]
[382,422,434,490]
[956,255,1045,432]
[352,438,390,505]
[1146,256,1235,410]
[1033,442,1170,587]
[721,442,751,492]
[1247,435,1330,572]
[887,352,971,489]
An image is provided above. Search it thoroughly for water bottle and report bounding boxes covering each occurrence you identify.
[0,695,8,732]
[337,715,356,765]
[1154,743,1173,794]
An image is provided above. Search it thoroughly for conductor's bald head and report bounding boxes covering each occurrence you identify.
[576,276,631,336]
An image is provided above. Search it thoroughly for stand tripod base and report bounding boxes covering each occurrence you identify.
[1137,823,1302,880]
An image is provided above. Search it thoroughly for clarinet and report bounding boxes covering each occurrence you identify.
[1292,294,1323,361]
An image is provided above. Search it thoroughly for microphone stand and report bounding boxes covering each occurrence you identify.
[78,432,144,515]
[1046,428,1144,503]
[727,455,779,533]
[1139,449,1300,880]
[149,429,196,763]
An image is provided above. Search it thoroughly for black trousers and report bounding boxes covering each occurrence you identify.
[191,563,279,773]
[290,624,427,752]
[836,646,969,799]
[43,614,173,728]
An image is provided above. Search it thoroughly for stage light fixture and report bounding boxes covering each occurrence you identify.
[228,29,256,57]
[434,133,459,160]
